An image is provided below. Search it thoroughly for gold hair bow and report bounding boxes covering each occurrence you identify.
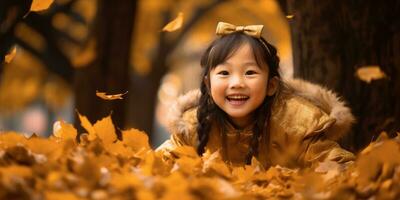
[216,22,264,38]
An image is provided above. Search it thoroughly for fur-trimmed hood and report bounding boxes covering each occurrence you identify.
[166,78,355,141]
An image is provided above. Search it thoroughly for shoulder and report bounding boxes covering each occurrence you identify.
[271,78,355,140]
[166,90,200,146]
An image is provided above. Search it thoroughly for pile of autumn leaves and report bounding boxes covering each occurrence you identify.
[0,115,400,200]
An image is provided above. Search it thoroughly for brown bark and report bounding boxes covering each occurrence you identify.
[286,0,400,151]
[74,0,137,137]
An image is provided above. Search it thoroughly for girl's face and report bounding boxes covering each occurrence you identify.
[209,42,271,128]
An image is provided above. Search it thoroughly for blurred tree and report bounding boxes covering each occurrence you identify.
[0,0,32,70]
[74,0,137,136]
[280,0,400,151]
[128,0,228,138]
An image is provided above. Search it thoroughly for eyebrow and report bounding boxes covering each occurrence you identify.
[221,61,258,67]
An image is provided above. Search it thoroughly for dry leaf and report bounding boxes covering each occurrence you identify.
[202,150,231,178]
[286,15,294,19]
[77,112,96,140]
[162,12,183,32]
[96,91,128,100]
[30,0,54,12]
[4,46,17,63]
[122,129,151,152]
[53,121,77,140]
[0,132,27,148]
[93,115,117,144]
[355,65,387,83]
[170,145,199,159]
[1,114,400,199]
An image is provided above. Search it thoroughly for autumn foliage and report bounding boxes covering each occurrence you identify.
[0,114,399,200]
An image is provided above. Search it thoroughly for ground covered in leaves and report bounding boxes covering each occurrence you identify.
[0,115,399,200]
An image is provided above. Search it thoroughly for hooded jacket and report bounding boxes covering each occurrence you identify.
[157,78,355,168]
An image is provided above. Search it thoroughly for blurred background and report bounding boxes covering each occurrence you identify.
[0,0,399,152]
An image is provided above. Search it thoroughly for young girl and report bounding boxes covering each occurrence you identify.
[157,22,355,168]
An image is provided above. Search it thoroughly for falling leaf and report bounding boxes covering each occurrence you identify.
[355,65,387,83]
[96,91,128,100]
[162,12,183,32]
[286,15,294,19]
[30,0,54,12]
[93,115,117,144]
[4,46,17,63]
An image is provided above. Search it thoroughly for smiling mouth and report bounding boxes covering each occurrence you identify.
[226,95,249,106]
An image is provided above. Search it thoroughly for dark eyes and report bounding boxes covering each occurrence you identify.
[217,71,229,75]
[245,70,258,75]
[216,70,258,76]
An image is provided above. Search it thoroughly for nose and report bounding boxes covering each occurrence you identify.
[229,75,245,89]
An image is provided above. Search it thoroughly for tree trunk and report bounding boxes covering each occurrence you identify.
[286,0,400,151]
[74,0,137,136]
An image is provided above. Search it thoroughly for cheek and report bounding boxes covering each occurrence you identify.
[251,79,268,98]
[210,78,227,100]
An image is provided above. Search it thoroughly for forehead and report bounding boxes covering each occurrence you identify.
[224,43,255,63]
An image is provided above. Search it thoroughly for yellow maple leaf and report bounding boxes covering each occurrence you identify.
[26,137,59,155]
[355,65,387,83]
[170,145,199,159]
[30,0,54,12]
[171,157,202,175]
[96,90,128,100]
[122,128,150,152]
[77,112,96,140]
[162,12,184,32]
[202,150,231,178]
[4,46,17,63]
[53,120,77,140]
[0,132,27,148]
[93,115,117,144]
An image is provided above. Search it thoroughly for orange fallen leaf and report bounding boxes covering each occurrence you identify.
[355,65,387,83]
[162,12,183,32]
[53,121,77,140]
[0,132,27,148]
[30,0,54,12]
[77,112,96,140]
[4,46,16,63]
[96,91,128,100]
[93,115,117,144]
[202,150,231,178]
[122,128,151,152]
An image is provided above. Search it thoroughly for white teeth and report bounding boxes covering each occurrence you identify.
[227,95,248,100]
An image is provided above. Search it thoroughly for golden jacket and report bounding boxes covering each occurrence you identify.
[157,78,355,168]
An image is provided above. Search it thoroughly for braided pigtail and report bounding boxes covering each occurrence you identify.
[245,38,281,164]
[196,79,215,155]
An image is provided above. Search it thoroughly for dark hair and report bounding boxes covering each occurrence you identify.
[196,32,281,164]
